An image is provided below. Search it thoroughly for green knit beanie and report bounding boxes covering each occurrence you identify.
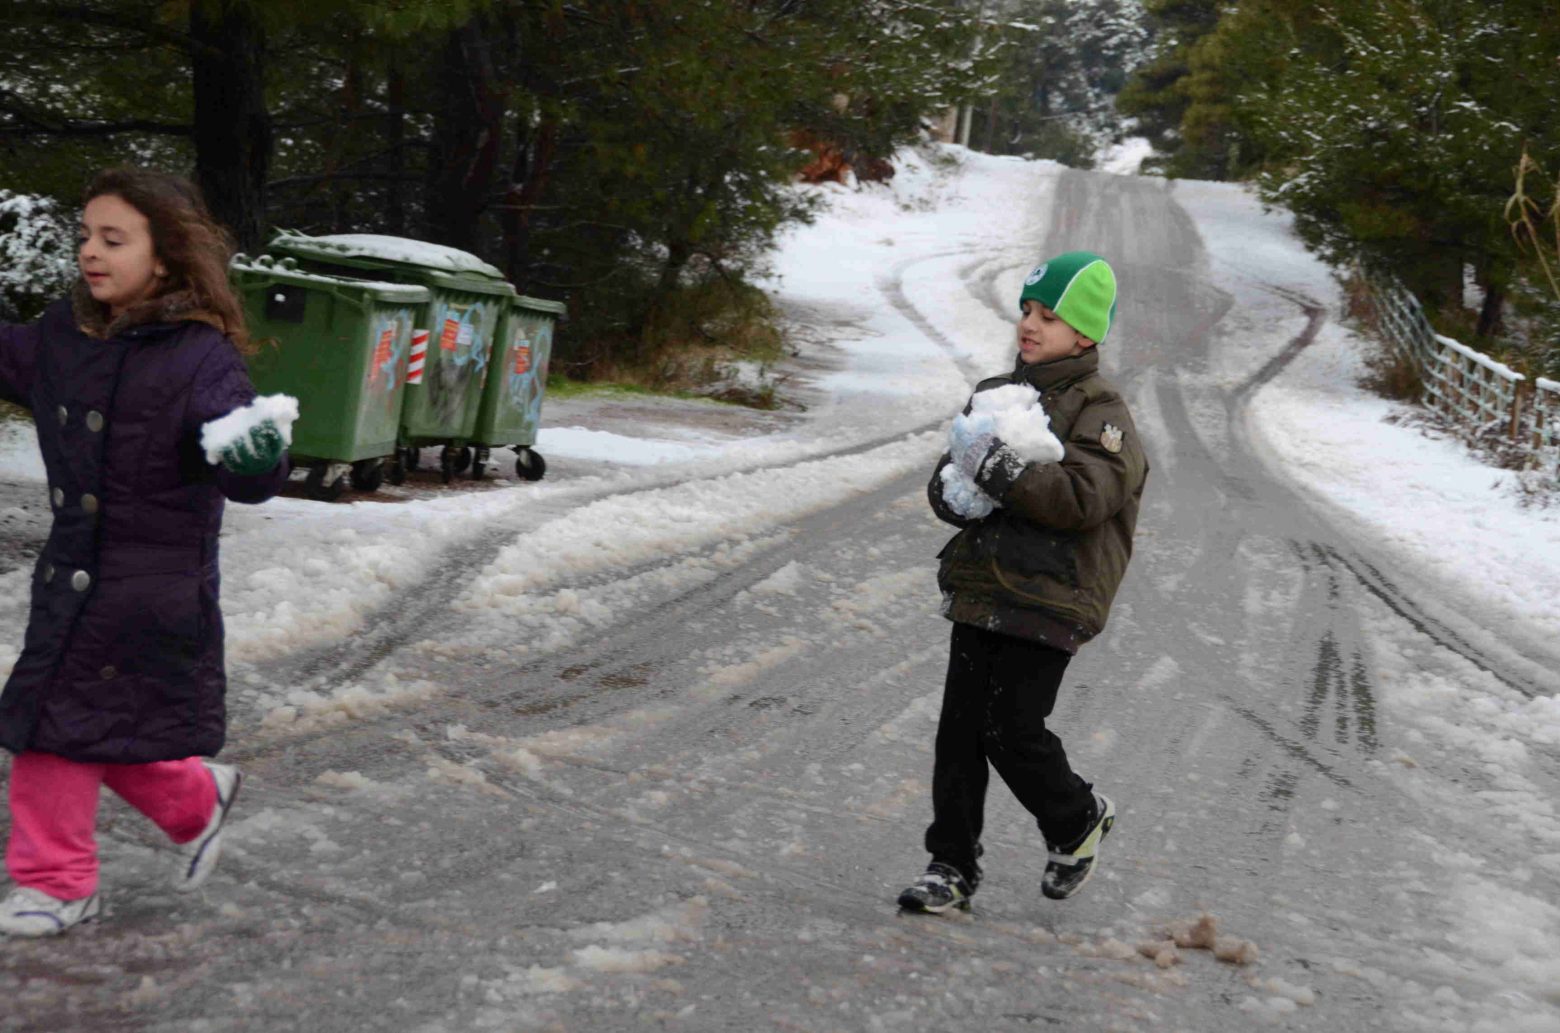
[1018,251,1118,344]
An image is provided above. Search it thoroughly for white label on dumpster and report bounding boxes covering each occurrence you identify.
[456,322,475,347]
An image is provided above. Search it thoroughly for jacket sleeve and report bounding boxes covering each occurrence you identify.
[0,321,41,409]
[927,453,977,528]
[187,338,290,504]
[974,391,1147,532]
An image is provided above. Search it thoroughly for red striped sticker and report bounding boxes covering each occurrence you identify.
[408,329,429,385]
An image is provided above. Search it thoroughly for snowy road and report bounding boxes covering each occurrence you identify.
[3,155,1559,1032]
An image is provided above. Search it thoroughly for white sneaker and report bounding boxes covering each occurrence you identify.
[173,762,242,892]
[0,886,101,937]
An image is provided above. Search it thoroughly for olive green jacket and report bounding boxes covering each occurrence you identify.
[929,349,1148,652]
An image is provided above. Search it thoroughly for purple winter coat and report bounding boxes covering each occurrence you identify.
[0,293,288,763]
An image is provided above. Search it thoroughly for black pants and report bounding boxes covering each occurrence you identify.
[924,622,1094,883]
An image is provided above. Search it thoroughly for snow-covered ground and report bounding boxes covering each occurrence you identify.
[1,144,1558,1029]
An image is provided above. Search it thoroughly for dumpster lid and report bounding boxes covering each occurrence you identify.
[268,231,505,279]
[516,294,568,316]
[231,254,433,302]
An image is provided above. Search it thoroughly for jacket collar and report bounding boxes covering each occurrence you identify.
[70,280,224,341]
[1011,347,1099,392]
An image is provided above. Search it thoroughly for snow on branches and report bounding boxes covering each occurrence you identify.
[0,192,76,321]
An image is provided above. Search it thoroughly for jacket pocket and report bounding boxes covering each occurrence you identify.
[992,520,1080,588]
[105,574,205,678]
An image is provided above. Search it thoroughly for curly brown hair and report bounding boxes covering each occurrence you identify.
[79,167,252,353]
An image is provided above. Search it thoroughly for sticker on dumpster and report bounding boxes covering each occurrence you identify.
[371,328,395,383]
[408,329,429,384]
[513,342,531,375]
[439,318,460,352]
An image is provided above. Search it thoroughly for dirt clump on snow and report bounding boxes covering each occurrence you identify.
[1142,913,1260,967]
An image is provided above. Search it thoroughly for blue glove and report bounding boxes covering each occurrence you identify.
[948,412,989,458]
[953,431,999,481]
[219,419,285,476]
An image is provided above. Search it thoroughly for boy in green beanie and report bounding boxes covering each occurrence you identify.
[898,251,1148,913]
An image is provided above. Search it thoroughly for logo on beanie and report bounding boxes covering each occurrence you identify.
[1024,264,1047,286]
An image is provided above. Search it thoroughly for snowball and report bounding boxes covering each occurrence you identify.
[965,384,1065,464]
[939,383,1064,518]
[200,393,299,464]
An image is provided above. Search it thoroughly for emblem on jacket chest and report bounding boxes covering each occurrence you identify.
[1100,423,1124,454]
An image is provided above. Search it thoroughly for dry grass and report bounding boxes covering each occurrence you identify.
[1343,268,1424,403]
[564,276,797,409]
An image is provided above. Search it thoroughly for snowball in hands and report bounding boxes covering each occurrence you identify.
[940,384,1064,519]
[201,393,298,475]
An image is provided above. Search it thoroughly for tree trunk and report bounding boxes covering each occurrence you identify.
[189,0,270,252]
[386,62,406,237]
[422,18,507,253]
[657,241,691,298]
[501,117,558,290]
[981,96,999,154]
[1475,278,1505,340]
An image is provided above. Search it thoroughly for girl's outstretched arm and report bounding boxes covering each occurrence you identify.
[187,339,289,504]
[0,321,41,409]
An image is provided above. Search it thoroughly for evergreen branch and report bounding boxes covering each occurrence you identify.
[2,2,207,56]
[0,94,191,138]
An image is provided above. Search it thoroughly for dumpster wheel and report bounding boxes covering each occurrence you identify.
[350,459,384,493]
[305,463,348,502]
[516,447,547,482]
[439,445,458,484]
[386,456,407,486]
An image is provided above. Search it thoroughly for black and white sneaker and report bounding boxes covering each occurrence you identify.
[897,862,975,914]
[1041,792,1115,900]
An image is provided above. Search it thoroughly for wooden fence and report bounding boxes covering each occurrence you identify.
[1358,264,1560,471]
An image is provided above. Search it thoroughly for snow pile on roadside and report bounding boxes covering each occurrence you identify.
[0,418,43,483]
[1246,321,1560,662]
[1172,176,1560,671]
[456,433,938,641]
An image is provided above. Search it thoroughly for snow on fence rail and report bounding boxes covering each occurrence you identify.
[1533,377,1560,455]
[1358,262,1558,472]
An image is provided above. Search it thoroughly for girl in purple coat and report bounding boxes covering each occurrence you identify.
[0,168,290,936]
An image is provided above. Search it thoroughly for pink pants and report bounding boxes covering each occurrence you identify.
[5,751,215,900]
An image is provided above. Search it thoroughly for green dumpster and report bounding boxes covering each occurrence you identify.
[470,294,566,481]
[263,232,518,483]
[229,253,431,501]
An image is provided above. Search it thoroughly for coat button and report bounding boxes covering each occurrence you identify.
[100,665,117,680]
[81,494,99,514]
[51,487,64,508]
[86,411,105,433]
[70,570,91,592]
[43,564,54,583]
[57,405,68,426]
